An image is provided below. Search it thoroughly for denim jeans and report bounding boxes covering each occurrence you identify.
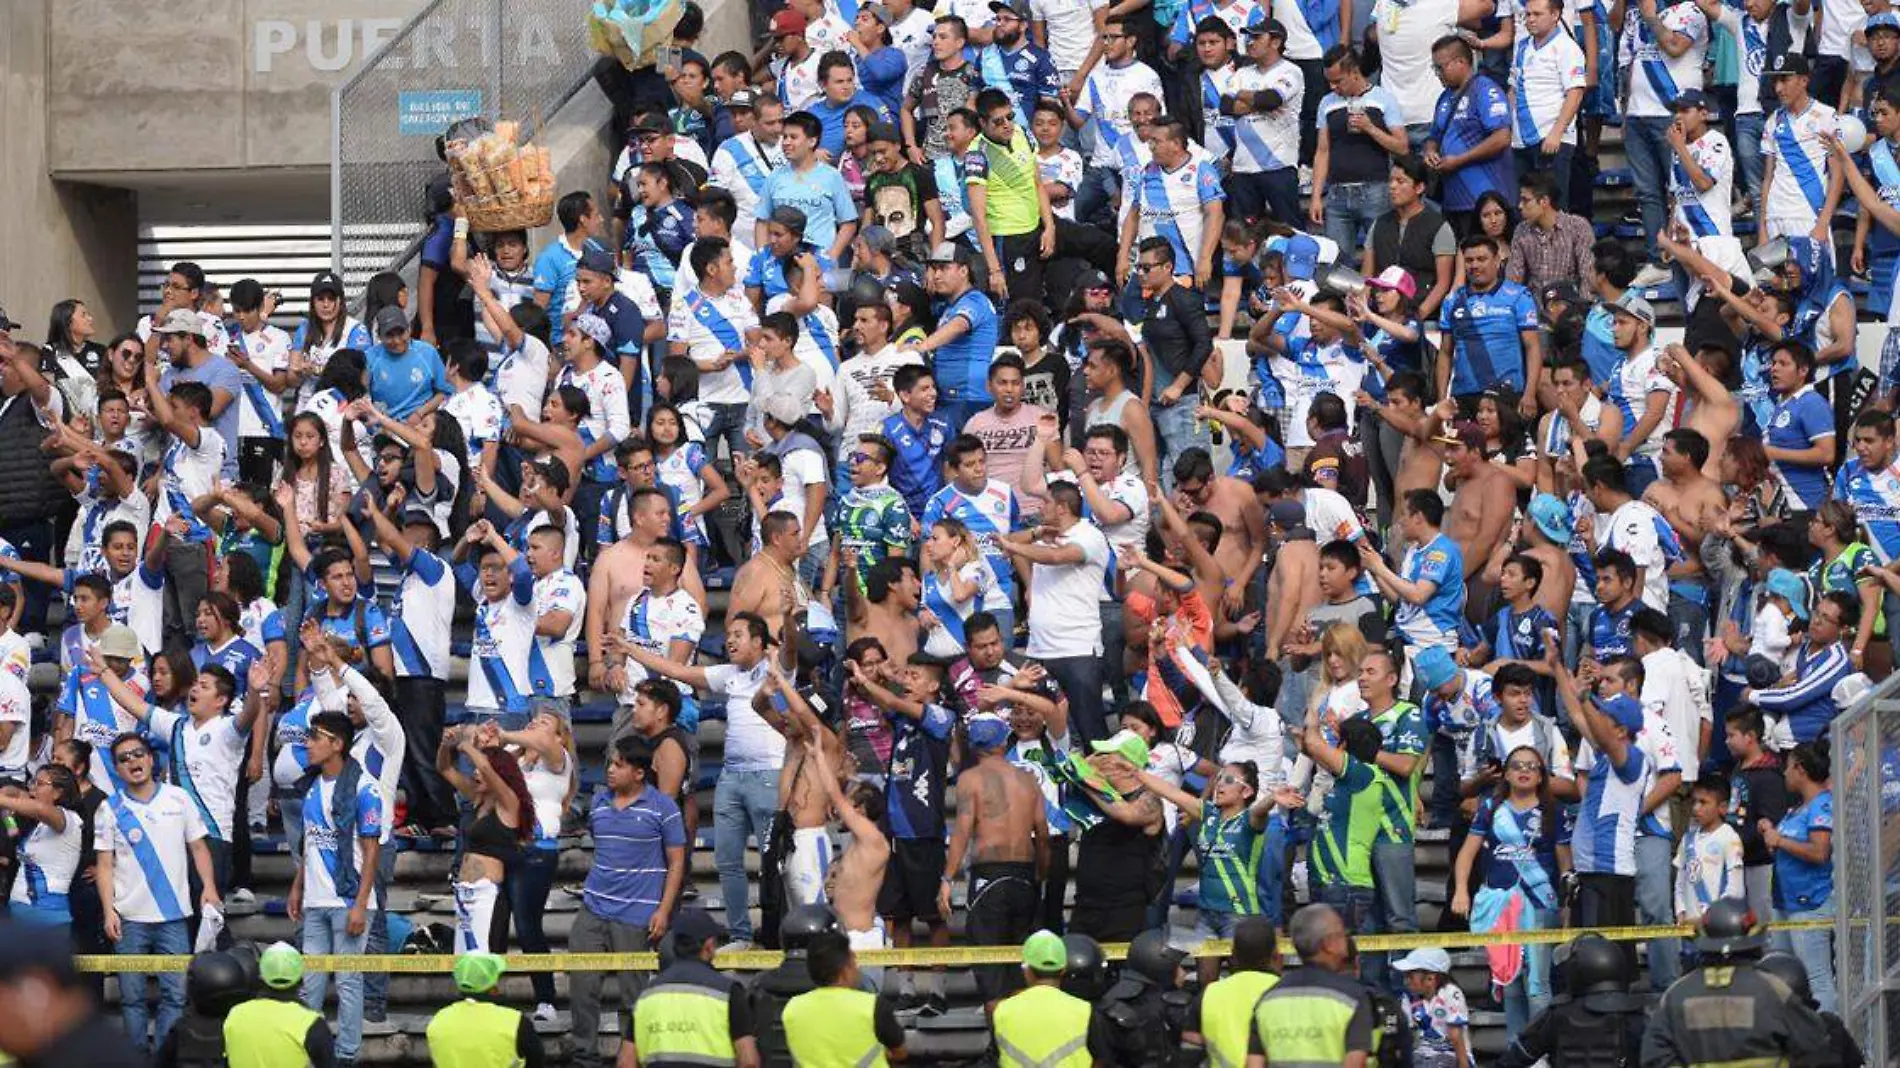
[1040,655,1106,745]
[118,917,189,1050]
[1775,901,1838,1014]
[1669,586,1711,670]
[1429,733,1463,829]
[302,906,372,1060]
[362,844,397,1019]
[1316,882,1379,980]
[1636,834,1682,990]
[1151,397,1211,494]
[1322,180,1392,254]
[1369,840,1419,993]
[1226,169,1302,227]
[1623,115,1676,261]
[1501,907,1558,1040]
[1734,112,1766,204]
[1514,144,1575,210]
[715,768,780,941]
[705,401,749,460]
[510,846,560,1003]
[1076,165,1121,231]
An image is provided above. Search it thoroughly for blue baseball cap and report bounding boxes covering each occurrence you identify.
[1765,568,1810,620]
[1671,89,1719,117]
[1283,233,1321,281]
[1868,11,1900,34]
[1591,693,1646,735]
[1527,493,1573,545]
[967,714,1011,751]
[1415,646,1459,693]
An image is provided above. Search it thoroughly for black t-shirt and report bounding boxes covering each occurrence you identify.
[1323,95,1401,186]
[864,165,942,261]
[1019,348,1072,429]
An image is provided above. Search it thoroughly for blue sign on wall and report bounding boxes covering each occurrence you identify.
[397,89,484,136]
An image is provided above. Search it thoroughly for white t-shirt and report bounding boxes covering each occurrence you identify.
[146,708,247,841]
[0,670,29,775]
[1599,498,1673,613]
[97,783,208,923]
[1762,99,1840,228]
[1621,2,1708,119]
[155,428,228,530]
[1819,0,1865,55]
[1671,129,1734,238]
[1031,0,1107,73]
[1642,646,1710,772]
[778,445,831,548]
[1607,344,1681,465]
[532,569,587,699]
[12,807,83,905]
[1511,26,1587,147]
[1025,519,1111,659]
[1231,59,1306,173]
[829,348,925,459]
[234,326,293,440]
[1373,0,1461,127]
[706,660,779,771]
[492,336,551,421]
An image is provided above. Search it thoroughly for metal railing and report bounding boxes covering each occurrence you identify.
[1833,674,1900,1067]
[329,0,599,293]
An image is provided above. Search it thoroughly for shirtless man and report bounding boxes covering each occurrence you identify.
[585,487,678,693]
[1518,494,1579,624]
[1661,341,1740,478]
[843,554,922,667]
[1643,427,1726,662]
[756,664,850,908]
[805,733,892,960]
[1171,448,1266,604]
[730,511,805,640]
[1263,498,1322,716]
[940,714,1048,1013]
[1437,422,1516,622]
[1359,372,1449,527]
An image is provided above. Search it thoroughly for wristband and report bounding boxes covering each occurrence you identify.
[453,217,470,239]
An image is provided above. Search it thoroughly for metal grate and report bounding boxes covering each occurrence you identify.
[329,0,600,294]
[138,225,413,327]
[1834,678,1900,1067]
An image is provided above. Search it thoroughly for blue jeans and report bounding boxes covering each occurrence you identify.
[1256,813,1289,929]
[1734,112,1766,204]
[714,769,780,941]
[1636,834,1681,990]
[1623,115,1675,260]
[1226,169,1301,227]
[1076,165,1121,231]
[302,906,372,1060]
[1515,144,1575,210]
[1369,840,1419,994]
[1316,882,1379,980]
[118,917,189,1050]
[704,401,749,460]
[1775,901,1838,1014]
[510,846,560,1004]
[1151,397,1211,493]
[362,844,397,1020]
[1501,907,1558,1040]
[1322,180,1392,254]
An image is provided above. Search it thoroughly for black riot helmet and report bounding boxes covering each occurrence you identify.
[1566,934,1634,995]
[187,950,251,1016]
[1758,952,1816,1007]
[1061,933,1110,1000]
[1696,898,1768,959]
[779,904,842,954]
[1124,929,1189,986]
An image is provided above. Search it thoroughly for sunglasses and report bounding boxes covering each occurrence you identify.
[115,749,151,764]
[1506,759,1543,773]
[1216,772,1247,786]
[1139,260,1170,272]
[849,451,879,465]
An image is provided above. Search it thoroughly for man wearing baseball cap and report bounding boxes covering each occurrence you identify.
[1760,52,1842,247]
[1664,89,1734,241]
[766,8,821,110]
[992,930,1092,1067]
[424,952,545,1067]
[1224,19,1304,225]
[1549,646,1654,930]
[1603,290,1678,496]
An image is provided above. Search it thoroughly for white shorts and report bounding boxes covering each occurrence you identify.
[848,917,889,953]
[455,878,500,954]
[784,826,833,907]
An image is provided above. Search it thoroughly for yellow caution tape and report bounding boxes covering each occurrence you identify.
[72,918,1843,973]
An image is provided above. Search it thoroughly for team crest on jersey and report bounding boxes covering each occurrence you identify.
[127,828,144,845]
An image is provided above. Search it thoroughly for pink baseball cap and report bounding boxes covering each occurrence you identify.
[1367,266,1418,301]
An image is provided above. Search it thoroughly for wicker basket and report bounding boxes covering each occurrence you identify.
[465,193,555,232]
[450,126,555,232]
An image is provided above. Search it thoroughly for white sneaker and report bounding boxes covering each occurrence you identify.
[715,940,755,954]
[227,888,256,906]
[1630,263,1673,289]
[533,1003,557,1023]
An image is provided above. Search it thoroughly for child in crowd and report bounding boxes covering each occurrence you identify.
[1394,948,1472,1068]
[1676,773,1746,927]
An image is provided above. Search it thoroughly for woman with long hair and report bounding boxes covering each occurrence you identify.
[648,401,729,577]
[918,517,1008,658]
[839,104,881,209]
[0,763,85,931]
[624,163,696,306]
[101,333,159,466]
[498,712,574,1021]
[1452,190,1517,292]
[148,648,198,712]
[1477,387,1537,495]
[42,299,104,418]
[361,272,409,335]
[299,346,372,475]
[1450,745,1567,1040]
[437,724,533,954]
[289,272,370,410]
[1132,759,1277,984]
[887,282,933,348]
[1767,739,1836,1013]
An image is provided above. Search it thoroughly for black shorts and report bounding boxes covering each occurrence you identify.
[877,837,947,924]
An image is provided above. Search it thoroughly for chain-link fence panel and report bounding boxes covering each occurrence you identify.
[331,0,597,294]
[1837,680,1900,1067]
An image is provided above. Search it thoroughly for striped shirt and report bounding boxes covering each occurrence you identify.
[583,787,686,925]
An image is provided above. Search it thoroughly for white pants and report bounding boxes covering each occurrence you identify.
[784,827,833,907]
[455,878,500,953]
[850,917,889,992]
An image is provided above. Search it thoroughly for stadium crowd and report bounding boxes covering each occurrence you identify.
[0,0,1889,1059]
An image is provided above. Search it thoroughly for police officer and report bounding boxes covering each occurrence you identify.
[994,930,1092,1068]
[631,908,760,1068]
[223,943,335,1068]
[783,931,908,1067]
[1757,953,1865,1068]
[750,904,838,1067]
[156,951,250,1068]
[1184,917,1280,1068]
[1496,933,1646,1068]
[1061,933,1111,1001]
[1641,899,1840,1068]
[1247,905,1375,1068]
[1088,928,1192,1067]
[425,952,545,1068]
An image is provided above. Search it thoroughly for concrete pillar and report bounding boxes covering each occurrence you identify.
[0,0,140,336]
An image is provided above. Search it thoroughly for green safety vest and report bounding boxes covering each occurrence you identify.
[426,998,524,1068]
[993,984,1091,1068]
[633,979,739,1066]
[224,997,323,1068]
[1252,972,1365,1068]
[783,986,887,1068]
[1200,971,1281,1068]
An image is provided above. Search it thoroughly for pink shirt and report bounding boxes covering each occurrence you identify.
[962,403,1047,506]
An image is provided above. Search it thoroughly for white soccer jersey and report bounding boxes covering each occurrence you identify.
[391,550,456,682]
[1230,59,1305,173]
[234,326,292,440]
[531,569,586,700]
[619,587,707,706]
[1621,2,1707,119]
[1079,59,1165,168]
[670,286,760,406]
[1763,100,1839,229]
[146,708,247,841]
[709,133,787,243]
[97,784,208,923]
[1510,26,1587,147]
[1671,129,1734,238]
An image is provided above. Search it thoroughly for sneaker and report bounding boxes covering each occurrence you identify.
[716,939,755,954]
[227,888,256,906]
[1734,202,1756,221]
[1630,263,1673,289]
[533,1003,557,1023]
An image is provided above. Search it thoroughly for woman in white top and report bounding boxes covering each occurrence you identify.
[500,713,574,1022]
[919,518,1010,658]
[289,272,370,410]
[2,764,86,929]
[1295,623,1371,815]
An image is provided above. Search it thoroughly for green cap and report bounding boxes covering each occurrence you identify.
[1022,930,1068,974]
[454,951,507,994]
[1090,728,1150,769]
[258,942,304,989]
